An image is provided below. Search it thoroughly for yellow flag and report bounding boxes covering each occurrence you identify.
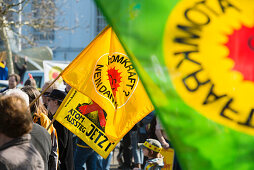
[54,88,119,158]
[61,26,154,141]
[161,148,175,170]
[0,62,5,68]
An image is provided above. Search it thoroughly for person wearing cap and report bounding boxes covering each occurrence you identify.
[139,139,164,170]
[47,89,74,170]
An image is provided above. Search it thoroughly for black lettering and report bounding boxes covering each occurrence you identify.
[65,90,77,107]
[203,84,227,104]
[86,124,95,136]
[238,109,254,128]
[123,90,130,97]
[113,55,124,63]
[75,112,80,120]
[104,142,112,152]
[182,68,210,92]
[126,77,136,90]
[64,114,70,121]
[94,131,103,144]
[68,109,74,116]
[220,98,238,120]
[121,58,130,67]
[95,77,103,88]
[195,0,220,16]
[80,116,85,123]
[126,84,135,90]
[175,25,201,47]
[98,136,107,149]
[218,0,240,13]
[174,50,201,69]
[71,117,75,125]
[128,72,136,78]
[108,55,111,65]
[81,126,86,133]
[95,64,104,71]
[74,119,78,127]
[185,6,210,26]
[103,90,111,98]
[99,85,107,93]
[125,64,135,71]
[94,71,101,79]
[77,121,81,128]
[90,128,98,140]
[109,92,115,103]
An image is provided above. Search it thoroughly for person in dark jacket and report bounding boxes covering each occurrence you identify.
[47,89,74,170]
[14,55,27,82]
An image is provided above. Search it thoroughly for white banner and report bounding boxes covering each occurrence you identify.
[43,60,70,91]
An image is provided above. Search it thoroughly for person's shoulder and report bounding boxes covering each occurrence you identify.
[0,160,8,170]
[0,87,8,93]
[30,123,51,142]
[0,134,44,170]
[32,122,47,131]
[147,157,164,167]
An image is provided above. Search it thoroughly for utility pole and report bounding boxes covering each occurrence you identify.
[18,0,22,51]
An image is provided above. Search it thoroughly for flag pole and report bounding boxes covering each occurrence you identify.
[47,117,55,130]
[45,27,109,131]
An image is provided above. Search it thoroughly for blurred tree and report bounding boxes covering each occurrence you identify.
[0,0,66,74]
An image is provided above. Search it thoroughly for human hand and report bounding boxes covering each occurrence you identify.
[162,142,170,149]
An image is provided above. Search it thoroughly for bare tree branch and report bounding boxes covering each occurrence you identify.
[0,0,77,74]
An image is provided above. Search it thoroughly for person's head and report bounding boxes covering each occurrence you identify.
[140,139,162,158]
[47,89,66,114]
[41,80,57,106]
[8,73,20,89]
[0,95,32,138]
[21,86,48,116]
[4,88,29,107]
[24,78,37,88]
[63,81,72,93]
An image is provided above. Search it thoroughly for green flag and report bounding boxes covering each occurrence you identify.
[94,0,254,169]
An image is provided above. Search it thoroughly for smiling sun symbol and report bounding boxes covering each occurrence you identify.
[107,67,122,96]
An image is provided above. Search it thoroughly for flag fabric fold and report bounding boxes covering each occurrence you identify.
[61,26,154,142]
[93,0,254,169]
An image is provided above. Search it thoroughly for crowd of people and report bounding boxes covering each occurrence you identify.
[0,58,181,170]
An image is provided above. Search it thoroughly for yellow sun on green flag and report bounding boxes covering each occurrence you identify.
[94,0,254,169]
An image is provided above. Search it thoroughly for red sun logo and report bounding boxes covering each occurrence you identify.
[107,67,122,96]
[225,25,254,81]
[52,72,59,79]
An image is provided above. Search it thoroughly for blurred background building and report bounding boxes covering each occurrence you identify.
[31,0,107,61]
[0,0,107,62]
